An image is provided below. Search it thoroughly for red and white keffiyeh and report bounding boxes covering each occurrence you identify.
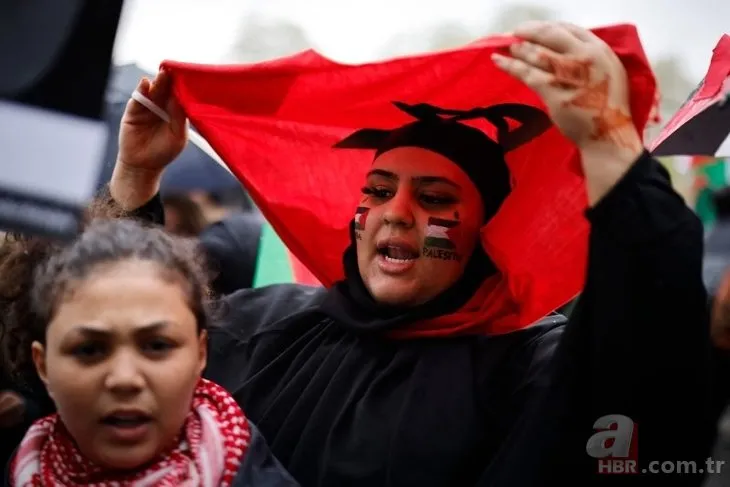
[11,379,250,487]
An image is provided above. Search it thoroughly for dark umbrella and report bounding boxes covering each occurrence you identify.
[650,35,730,157]
[98,63,243,194]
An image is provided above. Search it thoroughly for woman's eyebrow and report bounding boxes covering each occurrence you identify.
[366,169,398,181]
[366,171,460,190]
[412,176,461,189]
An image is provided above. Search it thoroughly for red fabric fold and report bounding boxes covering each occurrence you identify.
[162,24,656,334]
[650,34,730,152]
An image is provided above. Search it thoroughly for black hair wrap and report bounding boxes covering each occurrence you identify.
[334,101,552,220]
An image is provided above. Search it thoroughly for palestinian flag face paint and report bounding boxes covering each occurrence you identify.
[354,207,370,231]
[423,217,462,261]
[424,217,459,249]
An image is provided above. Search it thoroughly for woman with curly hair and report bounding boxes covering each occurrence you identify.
[5,218,296,486]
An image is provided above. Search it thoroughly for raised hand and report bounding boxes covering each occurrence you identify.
[111,69,188,209]
[118,69,188,172]
[492,21,643,154]
[492,21,645,205]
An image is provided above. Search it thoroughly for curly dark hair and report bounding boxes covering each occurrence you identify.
[31,219,212,346]
[0,191,212,387]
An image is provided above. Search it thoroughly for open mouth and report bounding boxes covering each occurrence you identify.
[100,412,152,428]
[376,242,420,263]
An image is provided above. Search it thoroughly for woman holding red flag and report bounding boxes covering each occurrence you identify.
[108,21,712,487]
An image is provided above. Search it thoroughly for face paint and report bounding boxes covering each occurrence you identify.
[354,206,370,240]
[423,216,461,262]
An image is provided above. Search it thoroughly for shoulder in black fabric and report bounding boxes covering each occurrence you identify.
[203,295,566,487]
[231,421,301,487]
[209,283,328,342]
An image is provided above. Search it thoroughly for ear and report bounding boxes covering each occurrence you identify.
[197,330,208,376]
[31,342,51,397]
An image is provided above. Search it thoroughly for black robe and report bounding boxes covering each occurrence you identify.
[136,152,713,486]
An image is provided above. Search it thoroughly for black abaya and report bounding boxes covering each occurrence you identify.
[136,152,712,486]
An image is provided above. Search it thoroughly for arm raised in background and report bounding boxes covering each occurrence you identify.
[491,20,712,485]
[109,70,188,211]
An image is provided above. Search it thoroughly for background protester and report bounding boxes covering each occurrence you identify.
[7,219,297,487]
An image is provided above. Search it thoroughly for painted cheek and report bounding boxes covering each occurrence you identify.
[422,216,463,263]
[448,211,467,247]
[354,206,370,241]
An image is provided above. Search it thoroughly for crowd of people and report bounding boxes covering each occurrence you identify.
[1,19,728,487]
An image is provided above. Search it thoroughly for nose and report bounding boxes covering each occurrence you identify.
[382,190,415,228]
[104,349,145,396]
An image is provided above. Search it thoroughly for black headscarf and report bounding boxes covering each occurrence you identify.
[320,102,552,333]
[199,103,571,487]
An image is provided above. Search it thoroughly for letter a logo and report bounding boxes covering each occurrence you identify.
[586,414,636,459]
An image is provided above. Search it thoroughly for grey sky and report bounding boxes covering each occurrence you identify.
[115,0,724,85]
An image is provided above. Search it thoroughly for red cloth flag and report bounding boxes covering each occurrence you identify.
[161,24,656,335]
[650,34,730,154]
